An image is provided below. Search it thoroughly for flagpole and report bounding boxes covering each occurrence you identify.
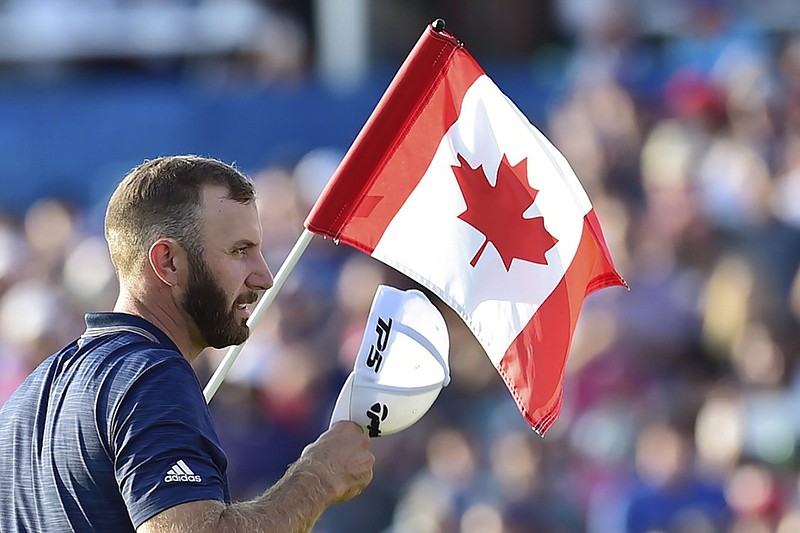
[204,229,315,403]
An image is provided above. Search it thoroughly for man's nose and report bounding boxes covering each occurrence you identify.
[248,253,274,292]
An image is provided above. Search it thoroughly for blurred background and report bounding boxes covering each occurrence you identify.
[2,0,800,532]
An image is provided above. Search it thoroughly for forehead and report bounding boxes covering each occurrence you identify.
[199,185,261,244]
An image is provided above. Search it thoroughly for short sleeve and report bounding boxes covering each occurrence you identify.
[110,356,229,528]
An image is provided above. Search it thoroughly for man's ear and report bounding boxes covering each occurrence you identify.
[149,238,185,287]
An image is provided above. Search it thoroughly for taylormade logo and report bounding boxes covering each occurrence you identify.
[164,460,202,483]
[366,402,389,437]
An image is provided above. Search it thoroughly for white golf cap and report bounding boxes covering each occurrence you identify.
[329,284,451,437]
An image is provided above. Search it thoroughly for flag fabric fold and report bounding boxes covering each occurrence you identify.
[305,22,626,435]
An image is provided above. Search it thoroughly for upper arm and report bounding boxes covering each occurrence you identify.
[111,356,229,528]
[136,499,225,533]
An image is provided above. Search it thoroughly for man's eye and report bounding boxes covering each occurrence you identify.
[234,247,247,256]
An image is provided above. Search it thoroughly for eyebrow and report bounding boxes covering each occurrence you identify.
[229,239,259,249]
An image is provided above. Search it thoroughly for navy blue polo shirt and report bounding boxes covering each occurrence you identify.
[0,313,230,532]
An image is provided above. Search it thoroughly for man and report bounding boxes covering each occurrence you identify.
[0,155,374,532]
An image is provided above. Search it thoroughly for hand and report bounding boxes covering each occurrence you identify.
[299,421,374,503]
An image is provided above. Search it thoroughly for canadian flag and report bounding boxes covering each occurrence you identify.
[306,22,626,435]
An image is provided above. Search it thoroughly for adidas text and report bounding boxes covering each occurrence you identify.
[164,473,202,482]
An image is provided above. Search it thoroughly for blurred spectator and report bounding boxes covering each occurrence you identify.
[623,422,731,533]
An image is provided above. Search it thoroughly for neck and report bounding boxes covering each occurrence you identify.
[114,287,205,362]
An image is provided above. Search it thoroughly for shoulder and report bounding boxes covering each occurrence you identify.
[92,332,196,391]
[118,349,202,401]
[80,312,187,379]
[100,338,203,414]
[91,334,206,437]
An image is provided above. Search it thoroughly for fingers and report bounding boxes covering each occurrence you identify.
[302,421,375,503]
[328,420,369,442]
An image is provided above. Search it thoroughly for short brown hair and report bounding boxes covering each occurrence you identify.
[105,155,256,280]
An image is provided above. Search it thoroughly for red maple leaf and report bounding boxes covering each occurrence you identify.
[452,152,558,271]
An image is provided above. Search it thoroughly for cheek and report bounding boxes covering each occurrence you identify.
[223,263,251,292]
[205,260,244,297]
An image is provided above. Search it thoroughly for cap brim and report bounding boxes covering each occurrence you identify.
[330,371,445,437]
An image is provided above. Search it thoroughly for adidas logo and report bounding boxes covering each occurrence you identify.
[164,460,202,483]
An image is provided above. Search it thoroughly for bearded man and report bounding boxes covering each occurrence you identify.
[0,155,373,532]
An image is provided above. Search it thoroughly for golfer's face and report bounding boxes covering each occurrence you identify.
[184,185,272,348]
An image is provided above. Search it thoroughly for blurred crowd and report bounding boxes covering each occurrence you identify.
[4,1,800,532]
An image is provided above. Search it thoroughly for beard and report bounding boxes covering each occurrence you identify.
[182,250,255,349]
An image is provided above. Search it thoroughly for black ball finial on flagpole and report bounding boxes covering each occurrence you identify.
[432,18,446,32]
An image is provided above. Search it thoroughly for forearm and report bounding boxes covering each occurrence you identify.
[218,459,331,533]
[139,422,373,533]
